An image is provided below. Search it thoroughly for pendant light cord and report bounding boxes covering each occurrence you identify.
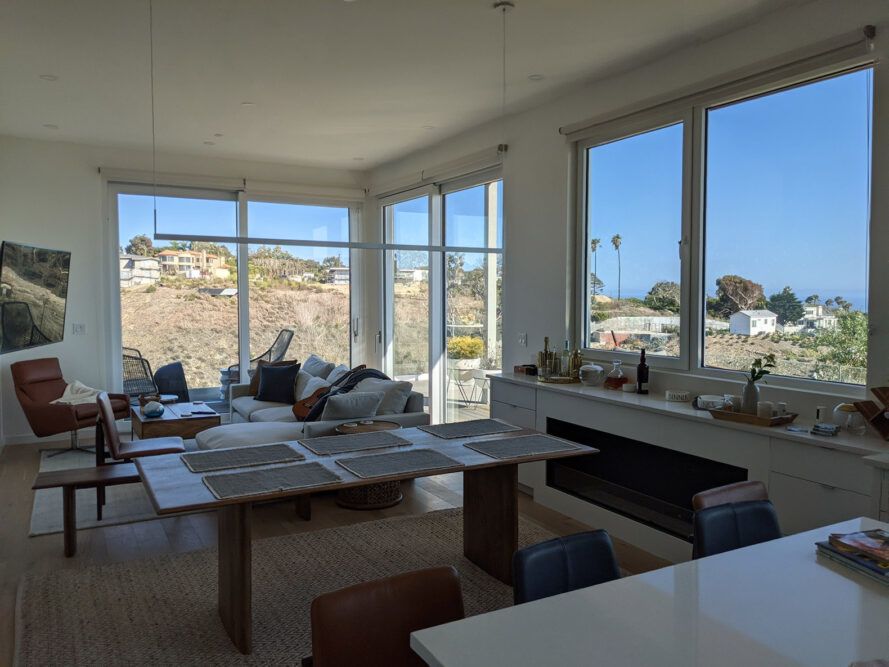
[148,0,157,235]
[494,1,513,154]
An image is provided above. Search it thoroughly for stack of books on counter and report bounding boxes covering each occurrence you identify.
[816,529,889,585]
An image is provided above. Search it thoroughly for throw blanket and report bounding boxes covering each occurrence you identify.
[50,380,102,406]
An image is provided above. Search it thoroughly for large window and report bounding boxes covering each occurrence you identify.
[246,201,352,366]
[582,123,685,358]
[703,69,872,385]
[117,192,240,400]
[577,64,873,389]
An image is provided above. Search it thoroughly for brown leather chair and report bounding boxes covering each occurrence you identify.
[94,391,185,519]
[11,358,129,456]
[692,480,769,511]
[307,566,465,667]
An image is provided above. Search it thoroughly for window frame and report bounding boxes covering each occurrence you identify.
[575,107,693,371]
[574,61,874,394]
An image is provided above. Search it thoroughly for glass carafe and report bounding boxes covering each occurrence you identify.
[604,360,628,390]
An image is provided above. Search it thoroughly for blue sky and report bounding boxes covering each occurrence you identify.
[588,68,871,310]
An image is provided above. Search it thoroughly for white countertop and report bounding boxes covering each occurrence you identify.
[494,373,889,457]
[412,517,889,667]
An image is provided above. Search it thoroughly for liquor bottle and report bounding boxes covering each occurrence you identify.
[561,340,570,377]
[636,349,649,394]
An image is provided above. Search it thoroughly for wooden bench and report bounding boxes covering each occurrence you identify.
[32,464,141,557]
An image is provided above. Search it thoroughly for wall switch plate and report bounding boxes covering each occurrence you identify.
[518,332,527,347]
[72,323,86,335]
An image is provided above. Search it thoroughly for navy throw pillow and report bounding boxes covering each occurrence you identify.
[255,363,301,404]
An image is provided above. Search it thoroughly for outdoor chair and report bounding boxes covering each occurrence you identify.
[225,328,294,384]
[153,361,190,403]
[122,347,157,399]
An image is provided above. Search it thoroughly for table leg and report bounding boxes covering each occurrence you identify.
[463,464,518,585]
[218,503,252,654]
[63,485,76,557]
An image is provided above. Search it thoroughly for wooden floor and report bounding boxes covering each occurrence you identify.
[0,440,669,665]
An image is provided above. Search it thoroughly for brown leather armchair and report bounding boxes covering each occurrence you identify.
[307,566,465,667]
[10,358,129,456]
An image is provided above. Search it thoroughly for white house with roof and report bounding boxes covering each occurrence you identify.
[799,304,838,330]
[729,309,777,336]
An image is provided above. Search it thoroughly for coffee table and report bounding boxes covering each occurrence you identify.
[130,402,221,440]
[334,420,403,509]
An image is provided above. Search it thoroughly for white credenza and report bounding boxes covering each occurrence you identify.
[491,374,885,562]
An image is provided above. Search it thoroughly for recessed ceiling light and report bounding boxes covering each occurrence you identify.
[39,74,59,81]
[240,101,255,107]
[203,140,216,146]
[42,123,59,130]
[421,125,435,131]
[213,133,224,138]
[527,74,545,81]
[352,157,365,161]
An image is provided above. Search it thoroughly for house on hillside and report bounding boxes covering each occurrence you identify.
[326,267,350,285]
[799,304,838,330]
[729,309,777,336]
[119,254,160,288]
[396,268,429,282]
[157,249,228,279]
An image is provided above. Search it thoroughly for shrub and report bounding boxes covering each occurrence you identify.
[145,285,156,294]
[447,335,484,359]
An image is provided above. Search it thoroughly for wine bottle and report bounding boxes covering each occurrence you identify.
[636,349,649,394]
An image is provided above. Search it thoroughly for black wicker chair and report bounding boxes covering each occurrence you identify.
[122,347,157,399]
[225,328,294,384]
[153,361,190,403]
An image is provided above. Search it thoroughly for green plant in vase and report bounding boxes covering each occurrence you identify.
[447,336,485,370]
[742,353,776,414]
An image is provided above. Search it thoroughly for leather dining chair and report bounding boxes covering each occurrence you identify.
[10,358,129,456]
[306,566,465,667]
[512,530,621,605]
[693,500,782,559]
[95,391,186,519]
[692,480,769,511]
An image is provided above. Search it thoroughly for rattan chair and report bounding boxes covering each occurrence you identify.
[225,328,294,384]
[122,347,157,399]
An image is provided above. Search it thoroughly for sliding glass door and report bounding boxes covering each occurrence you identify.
[383,176,503,424]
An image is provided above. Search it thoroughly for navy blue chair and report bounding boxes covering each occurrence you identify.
[693,500,782,559]
[512,530,621,605]
[153,361,190,403]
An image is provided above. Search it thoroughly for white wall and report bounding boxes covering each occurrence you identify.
[0,135,364,444]
[365,0,889,412]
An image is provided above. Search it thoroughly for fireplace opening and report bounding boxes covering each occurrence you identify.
[546,418,747,541]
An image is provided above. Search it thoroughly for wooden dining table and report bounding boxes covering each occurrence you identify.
[135,423,598,654]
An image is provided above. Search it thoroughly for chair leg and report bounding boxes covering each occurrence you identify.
[47,431,93,457]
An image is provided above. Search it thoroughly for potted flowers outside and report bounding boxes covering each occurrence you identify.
[447,336,485,371]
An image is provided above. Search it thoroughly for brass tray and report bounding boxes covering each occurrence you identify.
[708,409,797,427]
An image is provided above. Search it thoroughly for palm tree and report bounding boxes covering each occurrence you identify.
[590,238,601,297]
[611,234,622,302]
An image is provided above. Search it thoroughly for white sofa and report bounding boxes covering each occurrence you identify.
[195,381,429,450]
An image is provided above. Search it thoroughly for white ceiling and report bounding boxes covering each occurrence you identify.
[0,0,806,170]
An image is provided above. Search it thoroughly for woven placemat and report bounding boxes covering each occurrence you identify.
[203,462,341,500]
[464,434,584,460]
[336,448,462,479]
[181,443,304,473]
[418,419,522,440]
[298,430,410,456]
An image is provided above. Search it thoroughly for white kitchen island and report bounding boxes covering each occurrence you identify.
[412,517,889,667]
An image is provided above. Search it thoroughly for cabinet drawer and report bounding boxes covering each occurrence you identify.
[770,439,870,495]
[769,471,871,535]
[490,381,536,411]
[490,401,536,430]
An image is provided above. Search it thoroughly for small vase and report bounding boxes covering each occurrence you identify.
[742,380,759,415]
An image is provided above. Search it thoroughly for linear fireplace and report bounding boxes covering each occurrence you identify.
[546,418,747,541]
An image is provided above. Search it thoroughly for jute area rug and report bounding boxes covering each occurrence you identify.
[16,508,555,665]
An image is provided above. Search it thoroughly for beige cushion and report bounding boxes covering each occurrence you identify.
[353,378,413,415]
[319,391,384,421]
[231,395,289,420]
[250,406,298,422]
[195,421,305,450]
[295,371,332,401]
[326,364,350,385]
[302,354,335,379]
